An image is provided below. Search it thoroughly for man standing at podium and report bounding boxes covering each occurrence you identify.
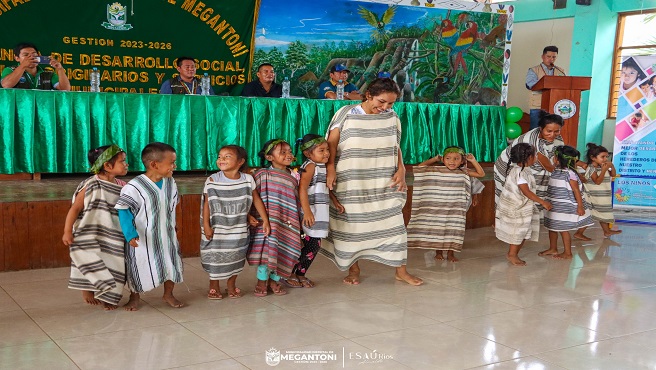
[526,46,566,129]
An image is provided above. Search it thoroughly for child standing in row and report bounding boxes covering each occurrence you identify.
[408,146,485,262]
[583,143,622,237]
[495,143,552,266]
[201,145,270,299]
[248,139,302,297]
[540,145,593,259]
[116,142,184,310]
[63,144,129,310]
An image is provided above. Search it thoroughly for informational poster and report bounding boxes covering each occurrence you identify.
[254,0,513,104]
[613,54,656,210]
[0,0,258,94]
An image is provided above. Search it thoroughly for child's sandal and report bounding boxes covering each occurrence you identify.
[254,285,267,297]
[207,289,223,300]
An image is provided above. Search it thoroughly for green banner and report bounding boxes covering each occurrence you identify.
[0,0,259,94]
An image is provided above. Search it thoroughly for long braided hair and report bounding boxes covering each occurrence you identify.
[505,143,536,176]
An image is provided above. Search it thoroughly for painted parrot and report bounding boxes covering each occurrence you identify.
[450,21,478,74]
[358,5,398,43]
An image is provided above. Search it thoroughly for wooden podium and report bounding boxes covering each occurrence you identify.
[532,76,591,146]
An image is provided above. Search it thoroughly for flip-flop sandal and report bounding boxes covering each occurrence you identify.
[227,287,242,299]
[298,277,315,288]
[268,283,288,296]
[254,286,268,297]
[207,289,223,300]
[280,277,303,288]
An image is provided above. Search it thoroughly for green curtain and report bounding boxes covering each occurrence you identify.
[0,89,506,174]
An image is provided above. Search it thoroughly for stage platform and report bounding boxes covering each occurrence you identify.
[0,169,495,272]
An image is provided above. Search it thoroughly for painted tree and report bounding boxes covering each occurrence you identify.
[252,49,268,75]
[266,47,286,82]
[285,41,309,78]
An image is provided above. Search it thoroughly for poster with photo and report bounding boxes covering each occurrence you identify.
[613,54,656,210]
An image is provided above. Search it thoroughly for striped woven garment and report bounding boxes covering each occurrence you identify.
[115,175,183,293]
[321,105,408,270]
[493,128,564,210]
[544,168,594,232]
[406,166,471,252]
[247,168,302,279]
[200,172,255,280]
[495,166,540,245]
[583,166,614,223]
[68,176,127,306]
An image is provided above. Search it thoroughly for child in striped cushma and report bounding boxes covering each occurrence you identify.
[201,145,270,300]
[539,145,593,260]
[247,139,303,297]
[407,147,485,262]
[495,143,552,266]
[63,144,129,310]
[116,142,184,310]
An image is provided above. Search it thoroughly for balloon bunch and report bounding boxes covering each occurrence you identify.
[504,107,523,139]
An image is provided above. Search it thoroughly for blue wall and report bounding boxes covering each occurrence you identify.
[515,0,656,152]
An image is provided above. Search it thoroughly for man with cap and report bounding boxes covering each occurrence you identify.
[318,64,362,100]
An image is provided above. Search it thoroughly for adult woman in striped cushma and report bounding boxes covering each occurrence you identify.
[321,78,423,286]
[493,112,565,214]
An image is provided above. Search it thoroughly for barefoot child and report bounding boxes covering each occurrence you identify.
[201,145,270,299]
[247,139,303,297]
[115,142,184,310]
[582,143,622,237]
[539,145,593,259]
[63,145,129,310]
[408,146,485,262]
[495,143,552,266]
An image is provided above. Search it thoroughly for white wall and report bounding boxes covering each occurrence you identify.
[506,18,574,112]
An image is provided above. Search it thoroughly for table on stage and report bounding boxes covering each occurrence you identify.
[0,89,506,174]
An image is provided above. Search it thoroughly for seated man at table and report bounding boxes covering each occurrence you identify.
[1,42,71,91]
[160,56,214,95]
[241,63,282,97]
[318,64,361,100]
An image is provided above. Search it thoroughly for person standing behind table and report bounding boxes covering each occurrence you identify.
[1,42,71,90]
[525,46,566,129]
[159,56,215,95]
[241,63,282,97]
[318,64,362,100]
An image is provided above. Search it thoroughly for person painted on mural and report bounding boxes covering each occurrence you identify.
[525,46,566,130]
[1,42,71,91]
[241,63,282,98]
[318,64,362,100]
[159,56,215,95]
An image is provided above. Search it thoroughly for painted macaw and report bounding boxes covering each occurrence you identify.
[450,21,478,74]
[440,19,458,47]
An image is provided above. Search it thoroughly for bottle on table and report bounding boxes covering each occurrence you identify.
[90,68,100,92]
[282,77,290,98]
[336,80,344,100]
[201,73,211,95]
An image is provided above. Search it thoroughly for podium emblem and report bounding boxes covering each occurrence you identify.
[554,99,576,119]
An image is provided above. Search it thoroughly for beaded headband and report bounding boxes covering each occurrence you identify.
[90,144,124,174]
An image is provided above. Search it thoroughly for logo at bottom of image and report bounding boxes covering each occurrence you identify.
[266,347,337,366]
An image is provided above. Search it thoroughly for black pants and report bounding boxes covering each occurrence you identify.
[292,236,320,276]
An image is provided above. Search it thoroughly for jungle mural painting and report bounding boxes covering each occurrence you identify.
[253,0,513,105]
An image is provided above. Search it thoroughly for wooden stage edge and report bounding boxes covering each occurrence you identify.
[0,168,495,272]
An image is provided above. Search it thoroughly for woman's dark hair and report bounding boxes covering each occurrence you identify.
[258,138,288,167]
[553,145,580,170]
[363,77,400,101]
[87,145,122,174]
[537,111,564,129]
[506,143,536,175]
[622,57,647,81]
[585,143,609,165]
[219,145,248,172]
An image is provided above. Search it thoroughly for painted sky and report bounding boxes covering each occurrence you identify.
[255,0,449,49]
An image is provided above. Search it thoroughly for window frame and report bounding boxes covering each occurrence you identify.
[608,11,656,119]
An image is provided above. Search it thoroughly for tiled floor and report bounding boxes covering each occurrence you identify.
[2,223,656,369]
